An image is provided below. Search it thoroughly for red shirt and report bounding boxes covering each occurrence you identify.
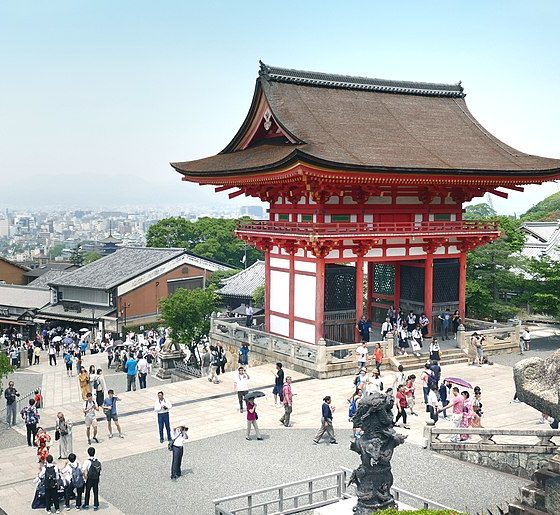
[374,348,383,363]
[396,391,407,408]
[246,401,257,421]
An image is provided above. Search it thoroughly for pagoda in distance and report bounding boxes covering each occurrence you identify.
[172,62,560,345]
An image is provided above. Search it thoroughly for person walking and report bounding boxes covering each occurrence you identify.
[245,398,263,440]
[381,317,393,340]
[521,327,531,354]
[48,345,57,366]
[170,425,188,480]
[429,338,441,362]
[125,353,138,391]
[209,346,221,383]
[35,427,52,466]
[438,309,451,340]
[27,344,34,367]
[38,454,61,513]
[373,343,383,375]
[420,364,434,404]
[154,391,172,443]
[272,362,284,405]
[21,398,40,446]
[78,367,91,401]
[313,396,337,445]
[4,380,20,427]
[95,369,107,408]
[438,386,464,442]
[82,447,102,511]
[355,341,369,371]
[61,453,85,511]
[279,376,293,427]
[201,346,211,377]
[405,374,418,416]
[83,392,100,445]
[63,350,73,377]
[356,315,371,343]
[137,354,149,389]
[33,344,41,365]
[102,389,124,438]
[55,411,73,459]
[234,366,250,413]
[394,384,409,429]
[245,303,254,327]
[427,385,440,424]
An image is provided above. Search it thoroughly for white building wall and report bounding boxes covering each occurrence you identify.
[270,314,289,336]
[294,274,316,321]
[269,270,290,314]
[294,321,316,343]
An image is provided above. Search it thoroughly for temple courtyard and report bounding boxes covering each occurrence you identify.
[1,327,558,514]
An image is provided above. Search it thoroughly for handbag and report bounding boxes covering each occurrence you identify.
[55,429,60,441]
[168,433,181,451]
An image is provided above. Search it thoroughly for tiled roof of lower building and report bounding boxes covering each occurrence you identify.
[217,260,264,299]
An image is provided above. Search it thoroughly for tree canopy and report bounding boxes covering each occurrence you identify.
[146,216,262,268]
[463,203,496,220]
[0,353,14,392]
[159,287,217,364]
[84,250,102,264]
[522,191,560,221]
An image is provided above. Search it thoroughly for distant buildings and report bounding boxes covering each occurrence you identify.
[521,222,560,260]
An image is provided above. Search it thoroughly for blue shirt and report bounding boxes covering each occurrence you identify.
[321,402,333,420]
[80,342,87,352]
[103,396,118,415]
[126,358,138,376]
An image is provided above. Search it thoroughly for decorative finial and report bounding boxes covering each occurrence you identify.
[259,60,270,77]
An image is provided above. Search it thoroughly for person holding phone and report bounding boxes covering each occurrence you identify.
[154,391,173,443]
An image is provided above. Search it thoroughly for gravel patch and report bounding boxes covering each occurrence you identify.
[100,429,526,515]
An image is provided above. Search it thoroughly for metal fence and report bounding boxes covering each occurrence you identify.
[0,388,39,426]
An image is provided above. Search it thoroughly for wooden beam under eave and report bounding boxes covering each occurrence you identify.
[228,189,245,199]
[488,189,509,199]
[502,185,525,192]
[215,185,236,193]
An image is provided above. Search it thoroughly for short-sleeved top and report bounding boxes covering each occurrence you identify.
[356,346,368,362]
[246,401,257,421]
[396,391,407,408]
[103,396,118,415]
[427,390,439,407]
[126,358,138,376]
[450,395,464,414]
[275,369,284,387]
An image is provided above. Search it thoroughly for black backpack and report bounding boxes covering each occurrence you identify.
[88,459,102,481]
[44,466,57,490]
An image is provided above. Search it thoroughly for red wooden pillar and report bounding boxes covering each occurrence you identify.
[288,252,295,338]
[315,258,325,343]
[264,250,271,332]
[458,251,467,320]
[424,253,434,337]
[394,263,401,311]
[367,262,374,320]
[355,258,364,342]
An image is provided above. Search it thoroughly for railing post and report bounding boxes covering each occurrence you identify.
[457,323,466,351]
[308,481,313,505]
[247,494,252,515]
[316,337,327,374]
[278,488,284,511]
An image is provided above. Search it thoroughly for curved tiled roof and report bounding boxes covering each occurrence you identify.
[217,260,264,299]
[172,62,560,178]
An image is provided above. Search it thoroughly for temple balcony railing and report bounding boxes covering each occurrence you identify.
[236,219,501,241]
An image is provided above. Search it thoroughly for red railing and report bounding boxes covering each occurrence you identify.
[236,220,500,236]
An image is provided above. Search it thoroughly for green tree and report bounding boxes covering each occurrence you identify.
[252,284,265,308]
[522,256,560,317]
[84,250,102,264]
[159,288,217,365]
[463,203,496,220]
[0,353,14,391]
[206,269,239,289]
[69,245,85,266]
[48,243,65,259]
[522,191,560,221]
[146,216,262,268]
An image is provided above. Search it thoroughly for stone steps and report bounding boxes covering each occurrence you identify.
[393,350,468,371]
[520,486,547,512]
[508,503,548,515]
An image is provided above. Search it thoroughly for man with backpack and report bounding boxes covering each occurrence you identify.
[61,452,85,510]
[38,454,61,513]
[21,398,40,446]
[82,447,102,510]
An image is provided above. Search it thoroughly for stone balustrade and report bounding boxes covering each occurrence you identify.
[426,426,560,478]
[457,319,520,356]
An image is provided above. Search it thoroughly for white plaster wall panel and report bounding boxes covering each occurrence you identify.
[428,214,435,221]
[269,270,290,314]
[434,247,446,255]
[280,248,289,256]
[275,197,283,205]
[365,248,383,258]
[271,246,280,254]
[430,198,442,205]
[298,196,306,204]
[343,239,354,246]
[450,214,456,221]
[445,197,457,204]
[396,197,421,204]
[295,248,305,257]
[325,215,331,223]
[326,196,340,204]
[309,198,316,205]
[387,238,406,245]
[447,246,459,254]
[294,260,316,272]
[350,215,357,222]
[270,314,290,336]
[409,247,425,256]
[414,214,423,223]
[294,321,316,343]
[366,196,391,204]
[343,196,356,205]
[294,274,316,321]
[386,247,406,257]
[270,257,289,269]
[364,214,374,223]
[325,250,339,259]
[343,249,356,258]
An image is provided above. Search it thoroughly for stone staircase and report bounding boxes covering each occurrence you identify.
[508,455,560,514]
[391,348,469,371]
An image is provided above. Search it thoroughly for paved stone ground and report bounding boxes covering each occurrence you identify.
[99,428,525,515]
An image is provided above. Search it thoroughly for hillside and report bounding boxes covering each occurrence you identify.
[522,191,560,222]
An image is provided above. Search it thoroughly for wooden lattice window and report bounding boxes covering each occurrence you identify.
[373,264,395,296]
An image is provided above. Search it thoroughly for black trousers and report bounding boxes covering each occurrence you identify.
[139,372,147,389]
[49,354,57,366]
[84,479,99,507]
[45,486,59,511]
[65,485,84,507]
[26,423,37,446]
[395,406,407,425]
[171,445,183,479]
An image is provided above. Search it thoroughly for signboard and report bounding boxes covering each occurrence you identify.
[62,300,82,313]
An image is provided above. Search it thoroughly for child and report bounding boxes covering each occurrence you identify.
[405,374,418,416]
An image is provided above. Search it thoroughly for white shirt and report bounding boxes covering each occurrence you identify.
[234,373,249,391]
[154,398,172,414]
[381,321,392,333]
[137,358,148,374]
[38,463,60,481]
[412,328,422,340]
[171,429,188,447]
[61,461,81,485]
[522,330,531,341]
[366,377,383,394]
[428,390,439,407]
[82,457,99,476]
[356,346,368,363]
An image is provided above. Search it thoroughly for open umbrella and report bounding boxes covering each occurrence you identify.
[444,377,473,389]
[62,337,74,345]
[51,336,63,343]
[232,305,264,316]
[79,328,89,332]
[244,391,265,401]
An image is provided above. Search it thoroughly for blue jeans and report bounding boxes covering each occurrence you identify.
[158,412,171,441]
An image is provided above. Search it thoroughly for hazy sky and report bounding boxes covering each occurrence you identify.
[1,1,559,213]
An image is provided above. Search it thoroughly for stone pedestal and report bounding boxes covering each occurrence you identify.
[19,349,29,369]
[156,351,185,379]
